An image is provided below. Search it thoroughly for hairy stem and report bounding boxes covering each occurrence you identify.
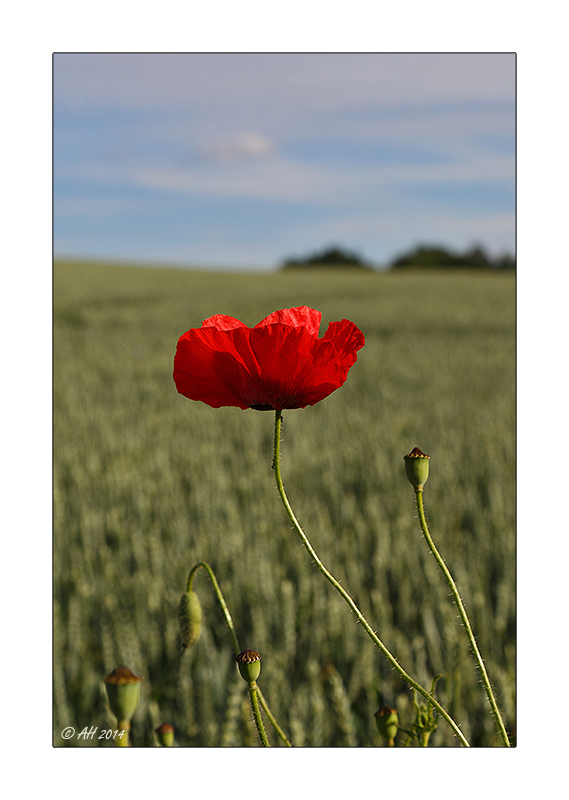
[272,410,469,747]
[187,560,291,745]
[413,488,511,747]
[257,687,292,746]
[187,561,240,655]
[247,682,270,747]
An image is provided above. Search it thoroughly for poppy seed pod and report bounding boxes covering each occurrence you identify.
[404,447,430,489]
[236,650,261,683]
[103,666,142,724]
[155,723,175,747]
[177,591,202,649]
[375,706,399,746]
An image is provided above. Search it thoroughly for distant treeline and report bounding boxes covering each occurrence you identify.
[390,244,515,271]
[281,246,372,270]
[280,244,515,271]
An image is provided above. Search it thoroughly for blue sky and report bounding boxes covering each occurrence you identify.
[54,52,515,270]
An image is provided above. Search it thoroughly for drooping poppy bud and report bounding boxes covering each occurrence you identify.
[103,666,142,726]
[236,650,261,684]
[177,590,202,649]
[404,447,430,489]
[155,723,175,747]
[375,706,399,746]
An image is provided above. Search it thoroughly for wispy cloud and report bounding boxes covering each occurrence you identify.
[54,53,515,268]
[64,143,512,206]
[197,133,274,162]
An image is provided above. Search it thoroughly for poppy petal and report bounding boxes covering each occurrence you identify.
[256,306,321,337]
[173,327,250,408]
[322,319,366,374]
[173,307,364,410]
[247,325,343,408]
[201,314,247,331]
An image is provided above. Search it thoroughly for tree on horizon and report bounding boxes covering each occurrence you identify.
[390,243,515,270]
[280,245,373,270]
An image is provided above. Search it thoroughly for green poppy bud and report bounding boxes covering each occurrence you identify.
[103,666,142,725]
[375,706,399,746]
[404,447,430,489]
[178,590,202,649]
[155,723,175,747]
[236,650,261,684]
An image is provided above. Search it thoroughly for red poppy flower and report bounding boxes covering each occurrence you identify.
[173,306,365,410]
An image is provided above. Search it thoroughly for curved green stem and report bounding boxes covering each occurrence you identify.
[272,410,469,747]
[413,488,510,747]
[187,561,240,655]
[257,687,292,746]
[186,561,292,746]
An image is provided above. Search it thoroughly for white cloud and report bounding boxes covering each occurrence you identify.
[126,147,513,205]
[103,99,512,161]
[197,133,274,162]
[53,52,515,269]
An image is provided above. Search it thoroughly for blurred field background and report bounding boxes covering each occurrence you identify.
[53,260,515,747]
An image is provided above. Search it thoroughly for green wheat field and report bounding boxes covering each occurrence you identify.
[54,259,515,747]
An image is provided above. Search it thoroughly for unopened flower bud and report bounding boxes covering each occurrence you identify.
[404,447,430,489]
[155,723,175,747]
[236,650,261,683]
[375,706,399,746]
[103,666,142,724]
[178,590,202,649]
